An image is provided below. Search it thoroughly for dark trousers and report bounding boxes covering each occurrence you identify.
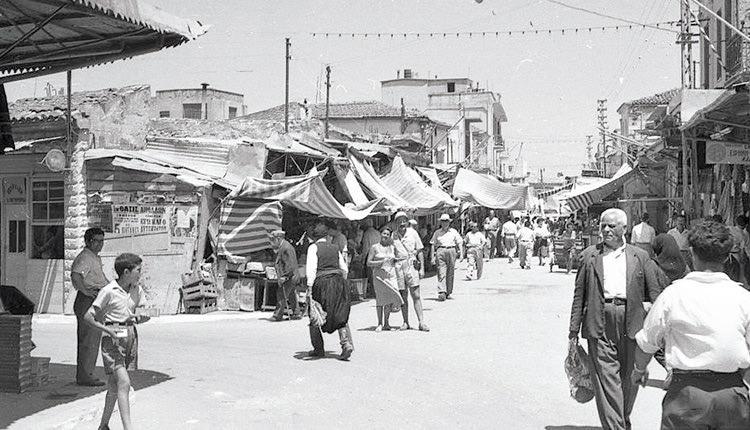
[73,292,101,382]
[662,371,750,429]
[309,323,353,353]
[273,278,299,319]
[586,303,640,430]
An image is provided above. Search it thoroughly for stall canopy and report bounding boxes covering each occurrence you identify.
[452,168,528,210]
[536,181,574,199]
[348,154,413,211]
[218,200,282,259]
[564,164,636,212]
[0,0,208,83]
[380,155,458,215]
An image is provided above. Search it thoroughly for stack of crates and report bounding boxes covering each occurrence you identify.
[0,315,32,393]
[180,267,218,314]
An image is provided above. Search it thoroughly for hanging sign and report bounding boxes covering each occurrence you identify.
[112,204,170,235]
[705,140,750,165]
[3,177,26,204]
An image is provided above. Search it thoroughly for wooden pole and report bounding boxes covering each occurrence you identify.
[285,38,291,133]
[325,65,331,139]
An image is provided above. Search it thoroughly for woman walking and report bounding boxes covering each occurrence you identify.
[367,225,404,332]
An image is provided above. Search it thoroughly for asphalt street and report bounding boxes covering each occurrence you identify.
[2,258,667,429]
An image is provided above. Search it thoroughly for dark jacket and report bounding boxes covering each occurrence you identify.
[569,243,665,339]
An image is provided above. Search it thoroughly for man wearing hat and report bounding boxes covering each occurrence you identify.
[269,230,301,321]
[430,213,464,301]
[392,212,430,331]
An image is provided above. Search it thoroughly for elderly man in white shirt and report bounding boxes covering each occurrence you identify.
[666,214,692,270]
[630,212,656,257]
[430,213,463,301]
[633,220,750,429]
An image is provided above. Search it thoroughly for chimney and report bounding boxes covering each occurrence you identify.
[403,69,412,79]
[397,70,400,79]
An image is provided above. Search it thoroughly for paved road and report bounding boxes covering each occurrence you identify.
[4,258,666,429]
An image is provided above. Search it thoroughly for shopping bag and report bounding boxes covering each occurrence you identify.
[564,338,595,403]
[308,298,327,328]
[466,252,477,280]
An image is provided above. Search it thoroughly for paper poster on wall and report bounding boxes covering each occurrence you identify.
[171,206,198,237]
[88,203,113,232]
[112,204,170,235]
[705,140,750,165]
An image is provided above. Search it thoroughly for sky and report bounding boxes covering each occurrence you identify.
[5,0,682,179]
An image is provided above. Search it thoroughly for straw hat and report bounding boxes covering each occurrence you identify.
[439,214,451,222]
[394,211,408,221]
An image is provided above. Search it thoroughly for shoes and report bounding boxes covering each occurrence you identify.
[437,293,446,302]
[525,266,531,270]
[446,294,453,300]
[375,325,383,332]
[382,325,392,331]
[77,378,106,387]
[339,344,353,361]
[508,258,513,263]
[290,314,302,320]
[272,314,284,322]
[307,349,324,358]
[418,323,430,332]
[399,323,409,331]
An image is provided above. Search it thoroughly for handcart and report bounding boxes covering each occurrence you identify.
[549,237,584,273]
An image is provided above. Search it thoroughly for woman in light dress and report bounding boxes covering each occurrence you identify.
[367,225,405,331]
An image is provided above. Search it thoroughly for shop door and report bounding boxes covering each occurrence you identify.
[2,204,28,288]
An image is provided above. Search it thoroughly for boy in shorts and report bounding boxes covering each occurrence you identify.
[84,253,149,430]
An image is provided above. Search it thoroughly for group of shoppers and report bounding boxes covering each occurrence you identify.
[569,208,750,429]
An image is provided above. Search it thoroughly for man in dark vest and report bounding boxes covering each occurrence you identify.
[305,218,353,360]
[269,230,301,321]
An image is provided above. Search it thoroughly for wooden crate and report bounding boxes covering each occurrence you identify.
[349,278,367,301]
[184,298,217,314]
[181,284,218,301]
[30,357,50,387]
[0,315,33,393]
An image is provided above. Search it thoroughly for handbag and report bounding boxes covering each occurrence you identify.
[308,298,327,328]
[412,258,421,271]
[564,338,595,403]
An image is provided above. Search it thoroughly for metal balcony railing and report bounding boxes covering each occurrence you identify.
[726,34,744,78]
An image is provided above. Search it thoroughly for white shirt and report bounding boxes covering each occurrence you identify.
[501,221,518,236]
[517,227,535,242]
[636,271,750,372]
[92,280,146,324]
[631,222,656,244]
[465,231,486,248]
[431,228,463,248]
[534,224,551,239]
[667,227,689,251]
[394,227,423,257]
[602,243,627,299]
[305,238,348,287]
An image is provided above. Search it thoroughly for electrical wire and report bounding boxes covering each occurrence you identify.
[542,0,679,33]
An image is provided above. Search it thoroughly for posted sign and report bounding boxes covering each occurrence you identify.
[112,205,169,235]
[705,140,750,165]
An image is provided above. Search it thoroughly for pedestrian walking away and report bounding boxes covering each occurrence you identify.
[83,253,151,430]
[568,208,666,430]
[392,212,429,331]
[367,224,405,331]
[483,210,500,259]
[464,221,487,280]
[430,213,464,301]
[517,221,535,270]
[630,212,656,258]
[306,219,354,360]
[71,227,110,387]
[633,220,750,429]
[534,218,551,266]
[269,230,301,321]
[501,217,518,263]
[651,233,688,283]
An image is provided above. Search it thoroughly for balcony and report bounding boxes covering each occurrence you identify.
[492,135,505,150]
[725,34,750,84]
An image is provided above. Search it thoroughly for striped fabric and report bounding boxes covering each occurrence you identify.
[218,199,282,259]
[536,181,574,199]
[452,168,528,210]
[381,155,458,215]
[564,165,635,212]
[334,164,370,206]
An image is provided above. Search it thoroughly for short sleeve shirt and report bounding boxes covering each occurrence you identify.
[396,228,424,256]
[431,228,463,247]
[71,248,109,290]
[92,280,145,324]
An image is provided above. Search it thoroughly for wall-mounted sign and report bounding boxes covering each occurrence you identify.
[705,140,750,165]
[3,177,26,204]
[88,203,113,232]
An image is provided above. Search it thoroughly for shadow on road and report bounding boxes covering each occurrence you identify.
[292,350,344,361]
[0,363,171,429]
[545,426,602,430]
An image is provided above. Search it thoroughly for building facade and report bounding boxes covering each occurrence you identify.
[154,84,246,121]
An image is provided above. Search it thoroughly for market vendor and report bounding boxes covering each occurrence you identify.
[269,230,301,321]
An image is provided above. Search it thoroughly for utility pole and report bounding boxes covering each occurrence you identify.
[585,135,593,168]
[678,0,693,89]
[325,65,331,139]
[284,38,291,133]
[597,99,608,177]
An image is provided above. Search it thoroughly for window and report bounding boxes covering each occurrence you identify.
[183,103,202,119]
[703,24,710,88]
[447,82,456,93]
[159,110,171,118]
[31,180,64,259]
[228,107,237,119]
[8,220,26,253]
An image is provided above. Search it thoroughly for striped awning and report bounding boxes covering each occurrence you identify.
[226,168,385,220]
[218,200,282,259]
[380,155,458,215]
[536,181,574,199]
[348,154,413,211]
[564,164,635,212]
[452,168,528,210]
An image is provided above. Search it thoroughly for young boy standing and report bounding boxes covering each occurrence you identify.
[84,253,149,430]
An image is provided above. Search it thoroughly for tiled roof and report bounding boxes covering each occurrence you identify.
[9,84,150,122]
[627,88,680,107]
[239,100,424,121]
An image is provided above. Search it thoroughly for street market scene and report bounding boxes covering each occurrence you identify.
[1,1,750,429]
